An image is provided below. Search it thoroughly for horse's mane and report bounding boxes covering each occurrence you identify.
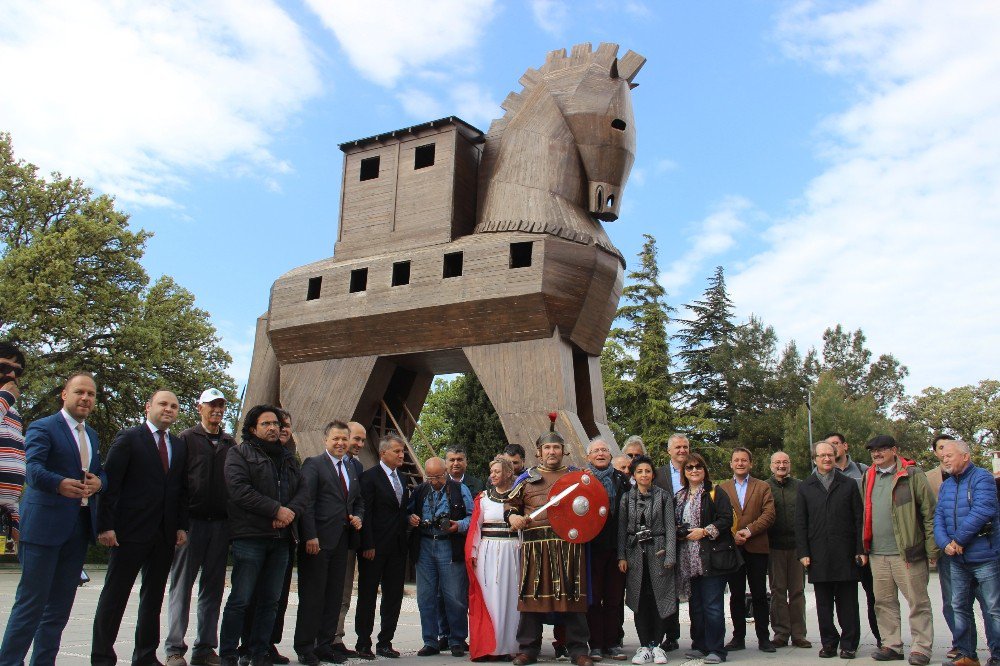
[485,42,645,140]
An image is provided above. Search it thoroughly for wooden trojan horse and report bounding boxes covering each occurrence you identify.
[242,42,645,481]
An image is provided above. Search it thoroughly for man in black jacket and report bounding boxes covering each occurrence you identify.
[92,390,190,666]
[354,434,411,659]
[165,388,236,666]
[796,442,865,659]
[294,420,364,665]
[584,437,630,661]
[218,405,308,666]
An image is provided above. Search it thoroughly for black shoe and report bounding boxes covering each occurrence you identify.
[355,647,375,661]
[819,648,838,659]
[839,649,856,659]
[659,640,678,653]
[724,640,745,652]
[269,647,291,665]
[221,659,240,666]
[331,645,356,659]
[554,645,569,660]
[298,653,319,666]
[440,638,450,651]
[451,646,467,658]
[313,648,346,664]
[759,642,777,654]
[418,647,441,657]
[376,645,400,659]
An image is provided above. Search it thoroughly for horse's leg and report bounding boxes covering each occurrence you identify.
[463,329,594,465]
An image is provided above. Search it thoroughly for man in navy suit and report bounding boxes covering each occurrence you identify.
[0,372,106,666]
[91,389,189,666]
[294,420,364,664]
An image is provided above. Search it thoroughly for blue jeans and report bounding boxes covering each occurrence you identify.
[941,555,996,653]
[218,538,290,658]
[689,574,728,660]
[415,538,468,648]
[951,557,1000,660]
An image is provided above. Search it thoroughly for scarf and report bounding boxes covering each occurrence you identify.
[589,463,617,504]
[675,485,705,596]
[816,469,834,491]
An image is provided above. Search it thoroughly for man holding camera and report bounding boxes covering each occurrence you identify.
[408,456,473,657]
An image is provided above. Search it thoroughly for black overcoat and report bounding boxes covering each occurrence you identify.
[794,470,864,583]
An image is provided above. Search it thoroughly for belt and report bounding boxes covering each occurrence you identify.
[481,528,516,538]
[422,534,450,541]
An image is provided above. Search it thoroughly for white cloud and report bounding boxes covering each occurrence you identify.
[0,0,321,207]
[303,0,496,87]
[530,0,569,35]
[450,82,501,128]
[729,0,1000,391]
[396,88,444,119]
[660,196,752,292]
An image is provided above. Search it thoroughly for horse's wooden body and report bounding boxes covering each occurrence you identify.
[243,43,645,476]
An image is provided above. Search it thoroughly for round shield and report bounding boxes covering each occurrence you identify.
[546,470,610,543]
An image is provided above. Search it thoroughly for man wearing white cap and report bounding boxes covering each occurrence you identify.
[165,388,236,666]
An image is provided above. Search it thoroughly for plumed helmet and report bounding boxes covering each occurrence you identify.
[535,411,565,449]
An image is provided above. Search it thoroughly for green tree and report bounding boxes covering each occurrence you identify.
[410,376,457,461]
[896,380,1000,451]
[783,371,890,478]
[676,266,737,447]
[602,234,677,460]
[821,324,908,412]
[0,133,236,450]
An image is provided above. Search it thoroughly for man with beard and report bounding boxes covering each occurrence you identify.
[507,419,593,666]
[218,405,307,666]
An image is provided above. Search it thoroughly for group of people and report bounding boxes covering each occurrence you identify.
[0,341,998,666]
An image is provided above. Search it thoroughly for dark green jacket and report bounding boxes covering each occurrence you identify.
[767,475,801,550]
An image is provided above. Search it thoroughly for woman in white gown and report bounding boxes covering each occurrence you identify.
[466,456,521,660]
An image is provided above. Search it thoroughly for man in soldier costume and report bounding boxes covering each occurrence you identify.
[507,420,593,666]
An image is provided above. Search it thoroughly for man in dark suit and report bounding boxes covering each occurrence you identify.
[332,421,368,658]
[0,372,105,666]
[92,389,189,666]
[354,433,411,659]
[294,420,364,665]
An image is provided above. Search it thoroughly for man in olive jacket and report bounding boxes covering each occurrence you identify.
[766,452,810,649]
[862,435,938,665]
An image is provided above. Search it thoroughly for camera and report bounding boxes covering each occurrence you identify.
[421,514,452,531]
[676,522,691,539]
[635,529,653,545]
[976,521,993,539]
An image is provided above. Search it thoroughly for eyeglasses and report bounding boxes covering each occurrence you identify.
[685,464,704,471]
[0,363,23,378]
[626,452,638,458]
[815,453,834,459]
[258,420,281,428]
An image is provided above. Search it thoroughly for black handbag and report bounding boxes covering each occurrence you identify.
[709,540,741,571]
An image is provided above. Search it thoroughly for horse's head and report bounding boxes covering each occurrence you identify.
[551,54,642,222]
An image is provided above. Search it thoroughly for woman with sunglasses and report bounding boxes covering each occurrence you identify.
[617,455,676,665]
[675,453,741,664]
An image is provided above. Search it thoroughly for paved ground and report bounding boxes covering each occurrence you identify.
[0,567,990,665]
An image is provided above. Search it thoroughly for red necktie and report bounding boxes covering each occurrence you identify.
[337,460,348,496]
[156,430,169,472]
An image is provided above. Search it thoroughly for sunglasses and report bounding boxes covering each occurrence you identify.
[685,464,704,471]
[0,363,23,378]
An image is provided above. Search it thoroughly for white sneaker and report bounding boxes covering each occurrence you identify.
[651,647,668,664]
[632,647,653,665]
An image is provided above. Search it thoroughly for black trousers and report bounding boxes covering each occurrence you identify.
[241,539,296,649]
[727,550,770,643]
[92,533,175,665]
[517,612,589,660]
[813,580,860,651]
[586,548,626,651]
[354,545,406,648]
[634,560,662,647]
[294,531,350,655]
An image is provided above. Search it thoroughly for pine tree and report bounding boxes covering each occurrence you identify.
[675,266,737,447]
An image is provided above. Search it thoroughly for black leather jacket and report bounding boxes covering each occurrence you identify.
[224,438,308,542]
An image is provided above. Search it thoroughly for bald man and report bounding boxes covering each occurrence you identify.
[766,451,810,648]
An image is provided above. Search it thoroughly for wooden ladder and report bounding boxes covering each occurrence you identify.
[373,399,424,487]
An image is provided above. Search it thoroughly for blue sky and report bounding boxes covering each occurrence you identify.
[2,0,998,396]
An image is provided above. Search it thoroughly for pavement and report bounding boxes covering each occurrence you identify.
[0,566,991,665]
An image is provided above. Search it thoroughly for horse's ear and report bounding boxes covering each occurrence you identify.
[618,50,646,84]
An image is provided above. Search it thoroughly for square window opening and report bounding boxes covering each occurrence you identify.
[349,268,368,293]
[306,276,322,300]
[510,241,533,268]
[360,156,380,181]
[391,261,411,286]
[414,143,435,169]
[443,251,463,278]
